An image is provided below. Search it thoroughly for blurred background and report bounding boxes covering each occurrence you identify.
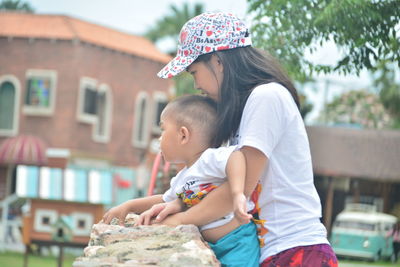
[0,0,399,266]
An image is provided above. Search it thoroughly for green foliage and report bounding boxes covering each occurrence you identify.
[299,93,313,120]
[144,2,204,96]
[373,60,400,128]
[145,2,204,55]
[247,0,400,81]
[173,72,197,96]
[0,0,34,12]
[320,89,392,129]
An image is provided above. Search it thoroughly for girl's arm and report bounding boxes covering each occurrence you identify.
[160,146,267,226]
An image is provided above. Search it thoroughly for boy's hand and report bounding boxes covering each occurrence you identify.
[233,193,252,224]
[135,202,168,226]
[102,203,130,226]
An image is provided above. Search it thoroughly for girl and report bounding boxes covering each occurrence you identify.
[157,12,338,267]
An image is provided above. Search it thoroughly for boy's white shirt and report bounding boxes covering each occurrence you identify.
[163,146,237,231]
[230,82,329,261]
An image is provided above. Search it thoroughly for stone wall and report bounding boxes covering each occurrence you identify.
[73,214,220,267]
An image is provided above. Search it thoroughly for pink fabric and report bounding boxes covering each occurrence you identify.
[261,244,338,267]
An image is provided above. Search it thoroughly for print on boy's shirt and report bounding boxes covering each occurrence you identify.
[182,179,198,191]
[178,182,218,207]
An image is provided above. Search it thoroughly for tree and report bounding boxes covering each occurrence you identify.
[145,2,204,96]
[0,0,34,12]
[145,2,204,55]
[248,0,400,81]
[320,89,392,129]
[299,93,313,120]
[373,60,400,128]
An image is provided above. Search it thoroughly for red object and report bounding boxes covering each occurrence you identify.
[147,152,162,196]
[147,152,171,196]
[0,135,47,165]
[114,174,132,188]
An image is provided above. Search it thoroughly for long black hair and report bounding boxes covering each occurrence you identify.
[194,46,300,146]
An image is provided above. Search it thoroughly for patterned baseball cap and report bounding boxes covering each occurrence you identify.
[157,12,252,79]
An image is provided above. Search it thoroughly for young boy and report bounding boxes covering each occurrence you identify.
[103,95,259,266]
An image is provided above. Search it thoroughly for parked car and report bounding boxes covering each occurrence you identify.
[330,203,398,261]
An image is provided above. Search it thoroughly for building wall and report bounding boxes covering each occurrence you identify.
[0,37,171,167]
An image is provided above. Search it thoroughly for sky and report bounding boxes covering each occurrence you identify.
[25,0,248,36]
[24,0,377,124]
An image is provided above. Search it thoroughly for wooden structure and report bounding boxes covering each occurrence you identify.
[307,126,400,234]
[22,199,103,267]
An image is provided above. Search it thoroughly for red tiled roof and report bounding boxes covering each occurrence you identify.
[0,12,171,64]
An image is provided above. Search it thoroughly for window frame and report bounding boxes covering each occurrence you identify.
[132,91,150,149]
[92,84,113,143]
[23,69,57,116]
[0,75,20,136]
[151,92,168,134]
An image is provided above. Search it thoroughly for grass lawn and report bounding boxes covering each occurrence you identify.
[0,251,75,267]
[2,251,398,267]
[339,259,398,266]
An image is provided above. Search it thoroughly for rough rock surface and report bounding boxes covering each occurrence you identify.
[73,214,220,267]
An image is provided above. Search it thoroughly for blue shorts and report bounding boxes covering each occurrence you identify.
[208,222,260,267]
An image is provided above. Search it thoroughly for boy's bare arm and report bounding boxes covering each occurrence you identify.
[226,150,246,196]
[226,150,252,224]
[102,194,164,225]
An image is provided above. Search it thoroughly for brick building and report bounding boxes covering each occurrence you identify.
[0,12,173,205]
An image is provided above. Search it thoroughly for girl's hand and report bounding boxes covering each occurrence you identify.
[233,193,252,224]
[135,202,168,226]
[102,203,130,226]
[153,199,185,223]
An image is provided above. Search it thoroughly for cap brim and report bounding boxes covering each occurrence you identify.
[157,55,195,79]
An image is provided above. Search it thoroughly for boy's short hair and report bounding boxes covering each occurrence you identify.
[163,95,219,147]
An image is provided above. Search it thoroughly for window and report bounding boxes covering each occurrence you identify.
[0,76,21,136]
[132,92,150,148]
[84,87,97,115]
[71,212,93,236]
[34,209,58,232]
[77,78,112,143]
[335,220,376,231]
[42,216,50,225]
[78,219,86,229]
[93,84,112,143]
[24,70,57,115]
[152,92,168,133]
[77,77,98,124]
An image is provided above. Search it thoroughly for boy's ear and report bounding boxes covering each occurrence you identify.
[179,126,190,145]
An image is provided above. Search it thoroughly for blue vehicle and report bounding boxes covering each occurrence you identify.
[330,204,398,261]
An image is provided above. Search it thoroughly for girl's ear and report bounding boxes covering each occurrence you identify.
[212,54,223,73]
[179,126,190,145]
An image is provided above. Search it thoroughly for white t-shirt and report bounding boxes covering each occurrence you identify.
[230,83,329,261]
[163,146,236,231]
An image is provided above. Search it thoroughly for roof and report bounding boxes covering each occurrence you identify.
[0,12,171,64]
[307,126,400,181]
